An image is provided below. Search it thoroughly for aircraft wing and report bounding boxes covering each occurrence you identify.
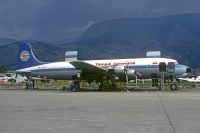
[177,78,187,81]
[70,61,107,73]
[178,78,195,82]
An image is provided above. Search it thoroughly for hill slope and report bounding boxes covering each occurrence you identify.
[0,38,18,46]
[0,42,65,69]
[1,13,200,69]
[74,13,200,68]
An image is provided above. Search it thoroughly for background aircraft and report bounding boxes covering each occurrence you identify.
[16,42,191,90]
[178,76,200,83]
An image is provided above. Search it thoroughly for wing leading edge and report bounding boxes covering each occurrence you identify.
[70,61,106,73]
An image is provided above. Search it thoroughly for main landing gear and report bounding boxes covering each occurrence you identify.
[70,74,81,92]
[26,77,35,89]
[70,80,80,92]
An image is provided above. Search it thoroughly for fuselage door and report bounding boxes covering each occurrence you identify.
[159,62,167,72]
[167,62,175,73]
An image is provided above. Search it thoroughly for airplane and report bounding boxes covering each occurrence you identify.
[16,42,191,90]
[178,76,200,83]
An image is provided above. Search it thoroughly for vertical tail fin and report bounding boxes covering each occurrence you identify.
[17,42,44,69]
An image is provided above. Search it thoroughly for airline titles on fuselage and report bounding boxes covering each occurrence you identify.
[95,61,135,67]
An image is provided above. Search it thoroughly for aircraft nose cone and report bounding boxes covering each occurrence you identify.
[186,67,192,73]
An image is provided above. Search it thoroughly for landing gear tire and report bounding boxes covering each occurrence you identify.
[26,81,33,89]
[158,86,161,91]
[170,84,177,90]
[26,80,35,89]
[70,82,80,92]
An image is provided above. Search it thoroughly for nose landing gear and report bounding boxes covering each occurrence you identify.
[170,82,177,90]
[170,77,177,90]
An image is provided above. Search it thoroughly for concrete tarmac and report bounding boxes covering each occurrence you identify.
[0,89,200,133]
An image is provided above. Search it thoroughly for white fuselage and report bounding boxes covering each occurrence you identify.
[17,62,79,80]
[17,58,187,80]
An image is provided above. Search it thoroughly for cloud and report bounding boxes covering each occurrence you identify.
[0,0,200,41]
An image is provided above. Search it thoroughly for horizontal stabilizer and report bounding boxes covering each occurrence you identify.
[65,51,78,61]
[146,51,161,58]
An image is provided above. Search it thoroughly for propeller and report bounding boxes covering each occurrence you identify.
[124,66,129,92]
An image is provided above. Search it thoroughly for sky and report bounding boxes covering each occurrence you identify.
[0,0,200,42]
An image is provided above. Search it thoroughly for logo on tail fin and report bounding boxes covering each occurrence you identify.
[20,50,30,62]
[17,42,46,70]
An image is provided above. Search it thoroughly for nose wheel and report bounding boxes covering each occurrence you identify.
[170,78,177,90]
[170,83,177,90]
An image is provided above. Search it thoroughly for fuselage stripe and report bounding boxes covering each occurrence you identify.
[30,64,185,73]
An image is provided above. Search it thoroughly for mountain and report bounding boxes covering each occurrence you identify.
[0,38,18,46]
[0,42,65,69]
[0,41,105,69]
[1,13,200,69]
[73,13,200,68]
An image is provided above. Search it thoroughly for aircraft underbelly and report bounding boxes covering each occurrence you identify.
[31,70,79,80]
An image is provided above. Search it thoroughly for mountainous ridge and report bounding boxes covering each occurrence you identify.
[74,13,200,68]
[0,42,66,69]
[0,13,200,69]
[0,38,19,46]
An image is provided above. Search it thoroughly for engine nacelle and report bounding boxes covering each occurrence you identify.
[108,66,125,75]
[108,66,135,77]
[127,70,135,76]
